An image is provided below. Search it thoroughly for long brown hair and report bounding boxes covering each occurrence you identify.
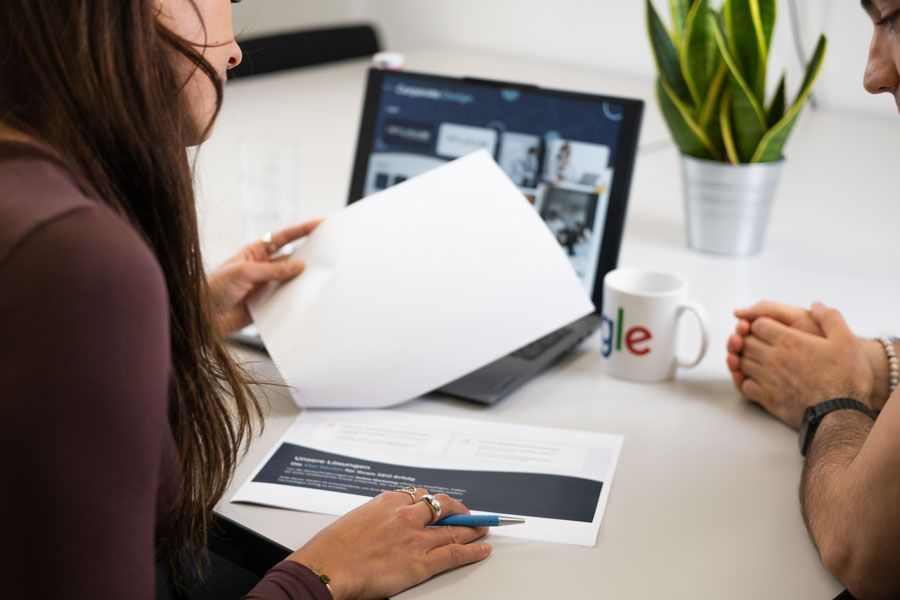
[0,0,262,575]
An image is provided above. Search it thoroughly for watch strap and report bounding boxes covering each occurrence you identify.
[799,397,876,457]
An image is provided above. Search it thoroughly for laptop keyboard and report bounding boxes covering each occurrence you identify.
[511,328,574,361]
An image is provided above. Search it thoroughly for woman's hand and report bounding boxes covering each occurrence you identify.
[726,300,892,411]
[206,220,321,334]
[288,489,491,600]
[729,302,875,429]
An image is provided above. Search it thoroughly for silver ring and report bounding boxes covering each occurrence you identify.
[417,493,442,523]
[393,486,417,504]
[261,231,278,255]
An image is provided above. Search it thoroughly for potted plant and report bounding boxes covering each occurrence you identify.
[646,0,827,255]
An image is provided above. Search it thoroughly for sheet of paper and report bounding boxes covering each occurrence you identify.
[248,150,594,408]
[231,410,623,547]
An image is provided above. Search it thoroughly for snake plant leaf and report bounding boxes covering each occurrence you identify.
[681,0,719,105]
[670,0,702,41]
[648,0,692,104]
[713,19,768,162]
[723,0,768,98]
[670,0,689,41]
[719,90,741,164]
[752,35,827,163]
[698,62,727,128]
[767,73,786,128]
[759,0,776,51]
[657,77,721,160]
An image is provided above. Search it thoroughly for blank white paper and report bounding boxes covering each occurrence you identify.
[248,150,594,408]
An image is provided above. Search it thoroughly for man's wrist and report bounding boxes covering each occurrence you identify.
[805,403,875,457]
[864,339,891,410]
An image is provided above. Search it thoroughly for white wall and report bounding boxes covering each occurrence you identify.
[233,0,895,119]
[232,0,368,37]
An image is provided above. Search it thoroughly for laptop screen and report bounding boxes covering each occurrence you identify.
[349,70,642,303]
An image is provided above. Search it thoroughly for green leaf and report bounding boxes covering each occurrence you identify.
[681,0,719,105]
[648,0,693,104]
[767,73,786,128]
[713,19,768,162]
[719,90,741,164]
[752,35,827,163]
[723,0,768,98]
[759,0,776,51]
[698,62,727,128]
[656,77,721,160]
[792,34,827,105]
[670,0,689,41]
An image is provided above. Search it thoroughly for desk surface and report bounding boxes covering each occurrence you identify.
[199,49,900,599]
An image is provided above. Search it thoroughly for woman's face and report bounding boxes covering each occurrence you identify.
[157,0,242,141]
[863,0,900,113]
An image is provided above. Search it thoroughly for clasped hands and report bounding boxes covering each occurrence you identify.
[726,301,890,429]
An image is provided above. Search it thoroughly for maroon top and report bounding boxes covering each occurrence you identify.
[0,142,330,600]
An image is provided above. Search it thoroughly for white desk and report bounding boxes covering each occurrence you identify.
[199,49,900,599]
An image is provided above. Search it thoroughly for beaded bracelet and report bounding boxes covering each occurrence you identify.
[876,336,899,395]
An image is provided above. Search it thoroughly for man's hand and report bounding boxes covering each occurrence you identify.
[726,301,823,390]
[207,220,322,334]
[733,302,875,429]
[726,300,893,412]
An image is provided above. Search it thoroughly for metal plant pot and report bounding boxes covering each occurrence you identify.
[681,155,784,256]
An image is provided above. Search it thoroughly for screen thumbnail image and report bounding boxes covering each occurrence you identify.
[497,132,543,188]
[532,168,613,286]
[543,139,610,187]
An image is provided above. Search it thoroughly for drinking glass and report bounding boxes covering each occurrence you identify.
[239,136,299,248]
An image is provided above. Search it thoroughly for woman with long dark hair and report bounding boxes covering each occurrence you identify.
[0,1,490,598]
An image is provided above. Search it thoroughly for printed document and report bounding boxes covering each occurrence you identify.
[247,151,594,408]
[232,410,623,547]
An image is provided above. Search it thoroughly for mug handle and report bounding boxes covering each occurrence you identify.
[675,302,710,369]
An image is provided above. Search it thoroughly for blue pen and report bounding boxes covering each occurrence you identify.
[433,514,526,527]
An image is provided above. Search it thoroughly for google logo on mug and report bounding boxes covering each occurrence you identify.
[601,268,710,382]
[600,308,653,358]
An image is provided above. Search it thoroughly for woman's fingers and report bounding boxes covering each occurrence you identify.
[237,258,305,284]
[425,542,492,576]
[271,219,323,247]
[240,219,323,261]
[425,525,489,549]
[432,493,470,518]
[407,492,463,527]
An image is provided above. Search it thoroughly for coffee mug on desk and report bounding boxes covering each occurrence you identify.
[601,268,710,382]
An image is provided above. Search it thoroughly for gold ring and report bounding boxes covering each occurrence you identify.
[393,486,417,504]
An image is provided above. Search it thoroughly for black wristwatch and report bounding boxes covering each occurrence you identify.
[798,398,877,456]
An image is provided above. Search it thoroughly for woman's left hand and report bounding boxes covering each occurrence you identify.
[207,220,322,334]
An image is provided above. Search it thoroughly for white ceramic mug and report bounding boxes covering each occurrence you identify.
[601,268,710,382]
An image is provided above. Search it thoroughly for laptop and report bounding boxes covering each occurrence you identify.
[347,69,643,404]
